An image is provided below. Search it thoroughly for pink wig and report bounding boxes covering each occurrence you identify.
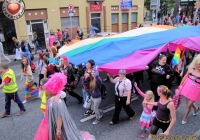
[61,56,69,66]
[43,73,67,95]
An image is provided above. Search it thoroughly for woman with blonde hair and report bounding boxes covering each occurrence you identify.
[89,69,103,124]
[179,54,200,124]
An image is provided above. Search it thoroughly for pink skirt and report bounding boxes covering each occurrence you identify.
[180,77,200,102]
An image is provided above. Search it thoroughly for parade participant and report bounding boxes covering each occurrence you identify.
[144,85,176,139]
[35,72,95,140]
[89,69,103,124]
[50,41,59,58]
[20,57,39,104]
[43,58,55,78]
[134,83,154,138]
[21,38,31,61]
[37,52,44,86]
[12,37,21,61]
[60,56,83,104]
[108,69,135,125]
[179,54,200,124]
[0,62,26,118]
[33,32,43,54]
[0,40,11,63]
[82,59,99,116]
[149,54,172,111]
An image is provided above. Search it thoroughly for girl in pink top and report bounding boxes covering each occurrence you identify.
[134,83,154,138]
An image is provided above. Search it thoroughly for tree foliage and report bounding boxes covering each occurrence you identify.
[144,0,175,11]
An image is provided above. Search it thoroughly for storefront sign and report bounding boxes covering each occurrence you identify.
[90,3,103,12]
[120,0,132,10]
[2,0,25,20]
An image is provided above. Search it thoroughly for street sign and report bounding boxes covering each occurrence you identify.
[68,4,75,16]
[68,4,75,39]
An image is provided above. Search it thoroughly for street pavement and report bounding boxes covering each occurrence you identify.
[0,58,200,140]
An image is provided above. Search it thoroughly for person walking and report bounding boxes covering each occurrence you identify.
[60,56,83,104]
[90,69,103,124]
[145,85,176,139]
[33,32,43,54]
[179,54,200,124]
[0,40,11,63]
[20,57,39,103]
[35,73,95,140]
[0,62,26,118]
[12,37,21,61]
[108,69,135,125]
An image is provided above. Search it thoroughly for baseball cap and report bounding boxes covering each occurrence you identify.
[119,68,126,75]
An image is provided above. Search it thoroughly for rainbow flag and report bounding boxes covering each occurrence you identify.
[171,44,185,66]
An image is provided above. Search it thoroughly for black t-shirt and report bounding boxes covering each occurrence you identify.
[60,64,75,83]
[150,62,171,85]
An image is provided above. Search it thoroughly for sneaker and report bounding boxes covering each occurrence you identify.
[193,107,199,116]
[130,115,135,120]
[16,110,26,116]
[90,111,95,115]
[92,119,100,124]
[1,112,11,118]
[84,111,90,116]
[22,100,27,104]
[109,121,114,125]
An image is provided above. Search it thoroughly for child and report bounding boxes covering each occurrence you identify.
[39,78,66,119]
[134,83,154,138]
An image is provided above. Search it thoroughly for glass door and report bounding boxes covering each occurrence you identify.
[91,13,101,33]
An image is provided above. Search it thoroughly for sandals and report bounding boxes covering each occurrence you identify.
[140,133,147,138]
[193,107,199,116]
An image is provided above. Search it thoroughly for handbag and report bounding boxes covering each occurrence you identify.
[173,89,182,110]
[83,95,91,109]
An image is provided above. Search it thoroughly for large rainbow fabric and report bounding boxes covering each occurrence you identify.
[59,26,200,75]
[171,44,184,66]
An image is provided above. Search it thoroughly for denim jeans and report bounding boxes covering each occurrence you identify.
[82,88,92,111]
[5,91,26,115]
[34,41,43,54]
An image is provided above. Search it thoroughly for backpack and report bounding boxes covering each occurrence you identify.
[30,61,36,72]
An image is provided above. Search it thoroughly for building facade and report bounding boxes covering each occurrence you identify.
[0,0,144,49]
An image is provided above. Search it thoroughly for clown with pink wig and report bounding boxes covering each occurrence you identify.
[34,72,95,140]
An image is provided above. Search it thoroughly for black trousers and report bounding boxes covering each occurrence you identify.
[174,71,182,85]
[112,95,135,123]
[63,86,82,103]
[38,74,44,86]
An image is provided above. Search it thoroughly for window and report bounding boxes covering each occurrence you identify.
[112,13,118,24]
[26,21,31,33]
[91,13,101,18]
[61,17,79,29]
[91,13,101,32]
[122,13,128,23]
[131,13,137,22]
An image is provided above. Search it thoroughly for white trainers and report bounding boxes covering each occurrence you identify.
[181,120,187,125]
[92,119,100,124]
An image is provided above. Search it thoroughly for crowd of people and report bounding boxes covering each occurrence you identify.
[0,25,200,140]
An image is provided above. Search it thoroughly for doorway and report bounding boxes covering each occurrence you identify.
[91,13,101,33]
[31,23,46,48]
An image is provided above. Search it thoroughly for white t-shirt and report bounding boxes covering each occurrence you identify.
[113,77,132,97]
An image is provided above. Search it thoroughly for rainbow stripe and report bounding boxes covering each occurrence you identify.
[171,44,184,66]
